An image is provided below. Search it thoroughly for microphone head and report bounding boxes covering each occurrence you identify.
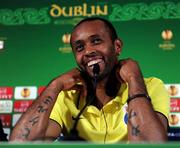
[93,63,100,77]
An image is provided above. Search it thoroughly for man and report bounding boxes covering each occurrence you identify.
[10,17,169,143]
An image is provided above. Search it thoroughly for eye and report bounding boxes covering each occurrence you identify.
[75,44,84,52]
[92,38,102,44]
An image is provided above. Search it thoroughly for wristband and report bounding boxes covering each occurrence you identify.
[127,93,151,104]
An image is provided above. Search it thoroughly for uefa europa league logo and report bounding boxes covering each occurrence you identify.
[161,30,173,41]
[59,33,72,53]
[62,34,71,44]
[159,29,175,50]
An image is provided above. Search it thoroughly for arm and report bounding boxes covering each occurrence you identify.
[9,68,83,142]
[119,59,168,142]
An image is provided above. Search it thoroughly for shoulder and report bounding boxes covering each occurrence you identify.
[144,77,170,118]
[144,77,164,85]
[57,90,80,101]
[144,77,167,92]
[144,77,168,98]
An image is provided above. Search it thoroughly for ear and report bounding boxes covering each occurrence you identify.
[114,39,123,56]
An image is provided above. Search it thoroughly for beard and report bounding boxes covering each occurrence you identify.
[79,59,117,83]
[78,46,118,81]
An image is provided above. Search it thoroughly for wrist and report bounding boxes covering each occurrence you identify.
[128,75,144,84]
[127,93,151,104]
[128,76,147,94]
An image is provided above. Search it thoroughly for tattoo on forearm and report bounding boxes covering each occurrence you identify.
[43,96,53,105]
[22,127,30,139]
[37,105,48,113]
[128,109,141,136]
[129,109,137,119]
[20,96,53,139]
[37,96,53,113]
[29,116,39,126]
[132,125,140,136]
[21,116,40,138]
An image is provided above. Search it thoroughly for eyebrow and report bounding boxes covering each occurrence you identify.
[89,34,101,39]
[71,40,83,48]
[72,34,101,46]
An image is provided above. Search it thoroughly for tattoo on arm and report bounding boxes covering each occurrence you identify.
[37,96,53,113]
[20,116,40,139]
[37,105,48,113]
[129,109,137,119]
[29,116,39,126]
[22,127,30,139]
[20,96,53,139]
[43,96,53,105]
[128,109,141,136]
[132,125,140,136]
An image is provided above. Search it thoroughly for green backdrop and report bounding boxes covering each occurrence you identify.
[0,0,180,141]
[0,0,179,86]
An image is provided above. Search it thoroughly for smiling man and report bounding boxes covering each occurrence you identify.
[10,17,169,143]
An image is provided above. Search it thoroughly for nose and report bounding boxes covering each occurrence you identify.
[84,45,97,57]
[85,50,97,57]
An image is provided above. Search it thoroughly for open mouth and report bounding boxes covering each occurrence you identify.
[87,59,103,67]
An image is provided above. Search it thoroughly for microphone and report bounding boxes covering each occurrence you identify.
[93,63,100,77]
[64,64,100,141]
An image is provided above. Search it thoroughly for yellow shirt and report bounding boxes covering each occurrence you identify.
[50,77,170,143]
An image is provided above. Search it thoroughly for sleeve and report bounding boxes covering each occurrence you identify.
[145,77,170,119]
[49,93,64,127]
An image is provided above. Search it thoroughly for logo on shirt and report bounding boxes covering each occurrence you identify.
[123,103,128,124]
[124,113,128,124]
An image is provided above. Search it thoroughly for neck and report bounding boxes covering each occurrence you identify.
[91,65,121,109]
[94,78,111,109]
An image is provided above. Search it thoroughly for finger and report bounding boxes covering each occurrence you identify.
[118,59,129,66]
[71,68,84,82]
[67,84,83,91]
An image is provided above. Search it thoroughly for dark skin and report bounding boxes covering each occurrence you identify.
[9,20,168,142]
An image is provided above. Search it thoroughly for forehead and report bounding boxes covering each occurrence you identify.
[71,20,110,41]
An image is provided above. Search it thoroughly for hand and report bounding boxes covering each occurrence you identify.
[54,68,86,91]
[118,58,143,83]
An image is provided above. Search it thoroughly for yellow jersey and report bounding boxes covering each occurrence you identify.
[50,77,170,143]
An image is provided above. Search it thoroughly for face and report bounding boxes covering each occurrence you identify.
[71,20,122,79]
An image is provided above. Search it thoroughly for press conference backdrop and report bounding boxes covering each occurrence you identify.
[0,0,180,141]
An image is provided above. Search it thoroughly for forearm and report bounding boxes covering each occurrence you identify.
[10,81,62,141]
[127,77,167,142]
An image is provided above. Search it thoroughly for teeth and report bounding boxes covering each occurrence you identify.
[87,59,102,67]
